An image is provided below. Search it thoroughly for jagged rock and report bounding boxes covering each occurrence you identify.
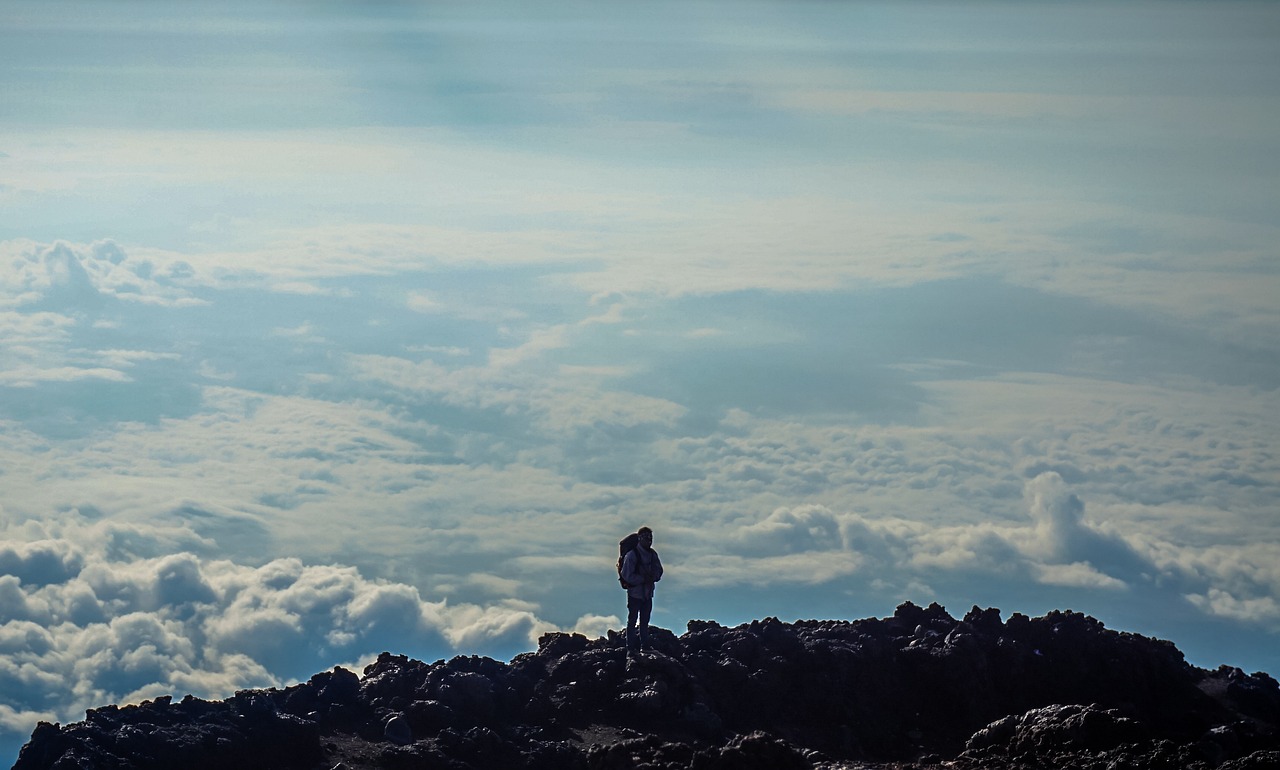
[13,608,1280,770]
[964,703,1145,756]
[383,714,412,745]
[1220,750,1280,769]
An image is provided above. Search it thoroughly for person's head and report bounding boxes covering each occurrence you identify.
[637,526,653,547]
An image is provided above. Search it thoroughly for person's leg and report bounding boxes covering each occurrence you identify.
[637,598,653,649]
[626,597,641,651]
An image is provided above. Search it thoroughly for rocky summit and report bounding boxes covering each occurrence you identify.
[13,603,1280,769]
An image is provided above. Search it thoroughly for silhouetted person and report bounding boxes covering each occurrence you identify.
[620,526,663,653]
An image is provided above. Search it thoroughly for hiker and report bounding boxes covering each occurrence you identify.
[619,526,663,653]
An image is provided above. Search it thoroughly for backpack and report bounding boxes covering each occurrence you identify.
[617,532,640,589]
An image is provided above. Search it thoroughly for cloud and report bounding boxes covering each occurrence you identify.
[0,231,1275,754]
[737,505,844,556]
[1186,589,1280,625]
[0,240,205,311]
[0,520,585,759]
[1034,562,1128,591]
[4,1,1280,760]
[0,242,210,398]
[34,243,100,309]
[1025,471,1087,560]
[1019,471,1156,583]
[0,310,123,387]
[0,541,84,587]
[406,291,443,314]
[909,524,1022,573]
[677,551,863,589]
[437,603,552,655]
[572,614,621,638]
[703,473,1157,596]
[0,366,130,387]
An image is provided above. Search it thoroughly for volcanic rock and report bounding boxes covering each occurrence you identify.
[13,604,1280,769]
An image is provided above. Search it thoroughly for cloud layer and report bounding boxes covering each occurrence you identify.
[0,515,577,743]
[3,1,1280,765]
[1,241,1277,769]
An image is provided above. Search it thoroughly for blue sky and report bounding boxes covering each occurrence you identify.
[2,0,1279,762]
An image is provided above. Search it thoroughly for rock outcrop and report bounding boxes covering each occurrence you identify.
[14,604,1280,769]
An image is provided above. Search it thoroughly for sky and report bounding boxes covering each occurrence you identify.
[2,0,1279,762]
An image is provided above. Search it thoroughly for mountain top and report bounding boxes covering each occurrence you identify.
[14,603,1280,769]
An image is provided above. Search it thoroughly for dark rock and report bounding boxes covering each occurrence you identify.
[538,632,590,658]
[1220,750,1280,769]
[964,703,1145,756]
[703,731,810,770]
[383,714,412,745]
[13,609,1280,770]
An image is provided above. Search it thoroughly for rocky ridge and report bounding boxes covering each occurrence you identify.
[13,603,1280,769]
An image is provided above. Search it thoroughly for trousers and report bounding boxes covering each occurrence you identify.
[626,595,652,649]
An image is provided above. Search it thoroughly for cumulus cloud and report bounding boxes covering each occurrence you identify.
[0,240,204,311]
[572,613,621,638]
[737,505,844,556]
[909,523,1021,573]
[1019,472,1149,584]
[0,519,590,758]
[1026,472,1087,561]
[0,541,83,587]
[1186,589,1280,625]
[0,228,1277,761]
[710,474,1156,596]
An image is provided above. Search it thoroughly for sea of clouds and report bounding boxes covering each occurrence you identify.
[3,2,1280,764]
[2,238,1277,766]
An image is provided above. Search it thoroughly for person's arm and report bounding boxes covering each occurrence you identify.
[650,551,663,582]
[621,550,642,587]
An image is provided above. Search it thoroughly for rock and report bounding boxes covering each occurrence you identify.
[965,703,1145,756]
[539,632,591,658]
[1220,750,1280,769]
[708,731,811,770]
[383,714,412,745]
[12,609,1280,770]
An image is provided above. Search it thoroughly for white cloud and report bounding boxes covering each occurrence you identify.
[95,350,182,368]
[0,366,130,387]
[0,309,134,386]
[345,349,685,438]
[677,551,863,589]
[270,323,319,339]
[572,613,621,638]
[909,523,1021,573]
[737,505,844,556]
[0,704,56,735]
[0,525,578,756]
[1034,562,1128,590]
[406,291,443,314]
[1025,471,1086,559]
[1187,589,1280,625]
[437,602,552,655]
[0,541,83,587]
[694,473,1167,597]
[0,240,205,310]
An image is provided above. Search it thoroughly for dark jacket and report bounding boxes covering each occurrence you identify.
[621,545,663,600]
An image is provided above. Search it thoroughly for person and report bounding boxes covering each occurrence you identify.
[620,526,663,653]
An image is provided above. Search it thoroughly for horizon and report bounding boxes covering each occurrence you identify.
[2,0,1279,764]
